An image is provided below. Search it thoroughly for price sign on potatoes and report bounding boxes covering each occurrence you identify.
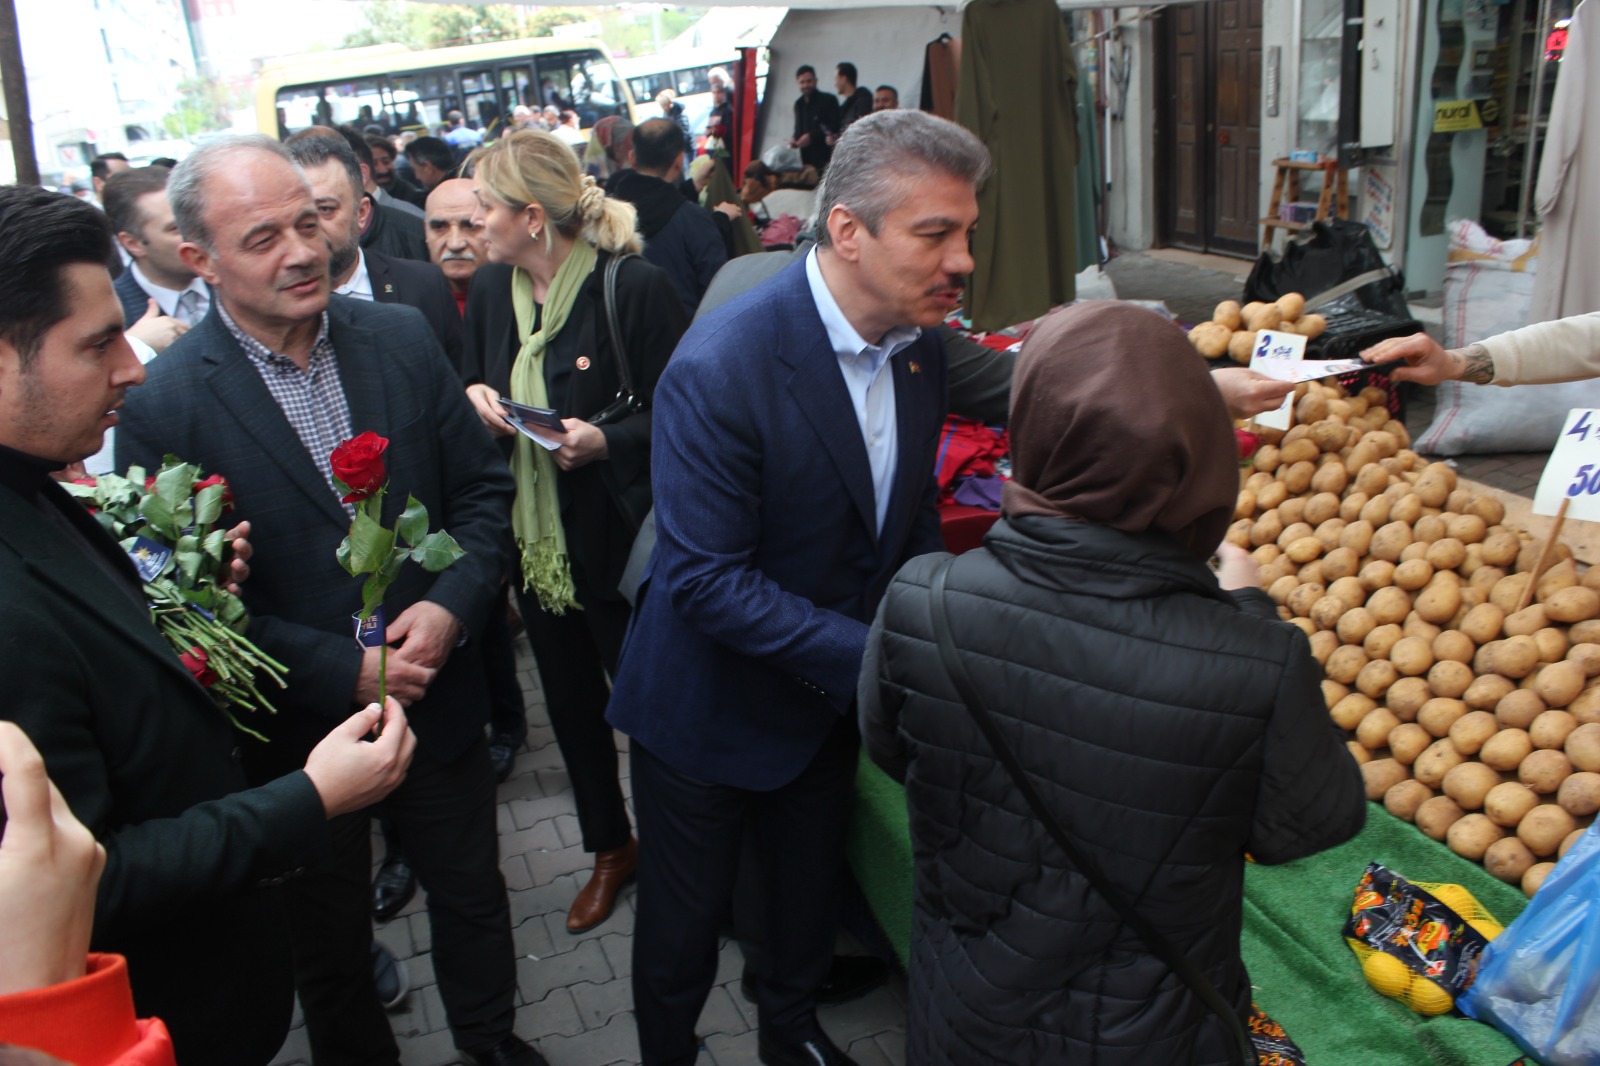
[1247,329,1309,431]
[1534,409,1600,519]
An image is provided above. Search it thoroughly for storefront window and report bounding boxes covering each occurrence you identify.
[1297,0,1344,159]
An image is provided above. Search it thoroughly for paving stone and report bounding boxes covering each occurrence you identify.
[517,937,614,1003]
[702,1028,760,1066]
[501,853,534,892]
[554,813,584,848]
[537,768,573,797]
[845,1036,895,1066]
[507,794,578,830]
[570,976,634,1030]
[374,917,415,959]
[386,982,432,1038]
[497,819,564,861]
[817,983,903,1047]
[512,909,557,962]
[527,840,596,887]
[516,986,586,1040]
[395,1026,462,1066]
[409,911,433,955]
[599,932,634,980]
[712,937,744,986]
[696,984,753,1038]
[416,982,450,1037]
[875,1028,907,1066]
[536,1012,641,1066]
[509,873,582,926]
[496,803,516,837]
[406,949,436,989]
[268,1022,310,1065]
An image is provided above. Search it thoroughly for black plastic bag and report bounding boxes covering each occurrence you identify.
[1245,219,1410,317]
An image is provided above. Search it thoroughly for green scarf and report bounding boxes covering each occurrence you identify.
[510,239,597,612]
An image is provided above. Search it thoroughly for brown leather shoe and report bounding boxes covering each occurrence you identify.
[566,837,637,932]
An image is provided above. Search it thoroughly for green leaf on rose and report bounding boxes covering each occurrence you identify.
[176,549,205,584]
[202,528,227,562]
[154,460,194,511]
[140,489,176,535]
[345,506,395,575]
[395,495,429,547]
[194,484,226,527]
[336,534,354,574]
[409,530,465,572]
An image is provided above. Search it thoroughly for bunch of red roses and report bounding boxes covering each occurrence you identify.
[64,456,288,735]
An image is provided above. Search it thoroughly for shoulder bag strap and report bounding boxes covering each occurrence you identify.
[603,252,638,402]
[927,556,1256,1066]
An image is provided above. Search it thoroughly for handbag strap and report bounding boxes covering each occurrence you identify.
[602,252,637,400]
[927,557,1256,1066]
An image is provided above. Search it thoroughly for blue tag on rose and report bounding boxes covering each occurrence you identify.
[352,606,386,649]
[126,536,173,583]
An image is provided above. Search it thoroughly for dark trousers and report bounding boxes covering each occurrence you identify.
[630,717,860,1066]
[286,737,515,1064]
[483,584,528,744]
[515,581,632,854]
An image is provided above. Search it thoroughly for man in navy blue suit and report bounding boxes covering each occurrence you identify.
[607,110,991,1066]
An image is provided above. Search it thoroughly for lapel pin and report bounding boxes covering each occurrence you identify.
[576,356,592,370]
[909,360,922,375]
[383,283,394,294]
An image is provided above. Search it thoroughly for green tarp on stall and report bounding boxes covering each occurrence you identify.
[847,756,1528,1065]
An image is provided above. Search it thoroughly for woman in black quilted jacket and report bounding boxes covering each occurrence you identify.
[859,302,1366,1065]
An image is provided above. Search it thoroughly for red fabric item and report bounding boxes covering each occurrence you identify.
[0,954,175,1065]
[934,415,1009,496]
[939,502,1001,555]
[452,289,468,319]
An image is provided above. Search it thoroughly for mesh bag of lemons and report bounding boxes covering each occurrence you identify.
[1344,862,1504,1016]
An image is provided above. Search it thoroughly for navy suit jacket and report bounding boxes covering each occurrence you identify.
[366,249,465,373]
[114,267,213,329]
[606,257,947,790]
[116,297,516,769]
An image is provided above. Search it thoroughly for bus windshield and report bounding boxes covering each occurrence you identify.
[259,38,634,139]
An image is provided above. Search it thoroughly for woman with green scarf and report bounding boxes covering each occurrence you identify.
[461,129,688,934]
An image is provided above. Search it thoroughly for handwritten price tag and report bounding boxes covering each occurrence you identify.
[1247,329,1309,430]
[1533,409,1600,519]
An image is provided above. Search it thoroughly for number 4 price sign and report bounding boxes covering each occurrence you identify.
[1524,409,1600,611]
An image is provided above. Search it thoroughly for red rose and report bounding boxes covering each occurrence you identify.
[193,473,236,513]
[145,475,158,492]
[70,477,98,487]
[330,432,389,503]
[180,646,217,687]
[1235,428,1261,462]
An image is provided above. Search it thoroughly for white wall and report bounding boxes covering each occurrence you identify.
[1100,8,1157,252]
[755,6,960,161]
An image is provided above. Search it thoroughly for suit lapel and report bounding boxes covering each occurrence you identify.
[877,345,929,555]
[200,316,350,530]
[367,253,399,304]
[775,267,878,543]
[333,309,392,452]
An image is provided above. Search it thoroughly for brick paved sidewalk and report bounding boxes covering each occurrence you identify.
[269,649,909,1066]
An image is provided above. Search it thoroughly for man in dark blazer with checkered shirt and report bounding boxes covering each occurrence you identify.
[116,135,545,1066]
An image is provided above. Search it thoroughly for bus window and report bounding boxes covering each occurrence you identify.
[500,63,535,117]
[276,85,324,136]
[459,68,500,132]
[389,70,455,132]
[535,50,627,127]
[322,78,387,128]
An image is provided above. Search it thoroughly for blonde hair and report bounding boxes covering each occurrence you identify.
[469,129,640,255]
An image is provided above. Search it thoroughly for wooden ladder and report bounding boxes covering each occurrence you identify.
[1260,158,1350,252]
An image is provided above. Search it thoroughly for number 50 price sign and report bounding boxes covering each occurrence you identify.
[1534,410,1600,518]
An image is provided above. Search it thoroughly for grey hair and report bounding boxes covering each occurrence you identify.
[813,110,991,248]
[167,134,297,252]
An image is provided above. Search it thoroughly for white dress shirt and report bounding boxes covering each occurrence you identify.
[333,249,374,301]
[130,263,211,325]
[804,247,920,534]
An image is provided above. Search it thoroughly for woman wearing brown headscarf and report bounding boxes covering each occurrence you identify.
[859,303,1364,1065]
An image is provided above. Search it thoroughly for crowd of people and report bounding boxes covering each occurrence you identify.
[6,57,1600,1066]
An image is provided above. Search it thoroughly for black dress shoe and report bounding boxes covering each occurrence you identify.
[741,954,889,1006]
[488,733,521,783]
[758,1028,859,1066]
[371,856,416,922]
[464,1035,549,1066]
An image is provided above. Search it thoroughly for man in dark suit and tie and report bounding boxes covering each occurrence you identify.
[286,134,463,370]
[607,110,991,1066]
[0,183,417,1066]
[115,135,542,1066]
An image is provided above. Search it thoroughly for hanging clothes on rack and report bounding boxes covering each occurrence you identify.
[1528,0,1597,322]
[954,0,1080,332]
[921,33,962,120]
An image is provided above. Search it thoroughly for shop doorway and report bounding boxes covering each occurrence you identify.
[1155,0,1264,258]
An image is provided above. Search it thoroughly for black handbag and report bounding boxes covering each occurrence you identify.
[925,555,1257,1066]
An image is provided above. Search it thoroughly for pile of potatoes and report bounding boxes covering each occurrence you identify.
[1187,292,1330,364]
[1234,379,1600,897]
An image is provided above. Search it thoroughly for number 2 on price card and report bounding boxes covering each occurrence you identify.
[1534,409,1600,519]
